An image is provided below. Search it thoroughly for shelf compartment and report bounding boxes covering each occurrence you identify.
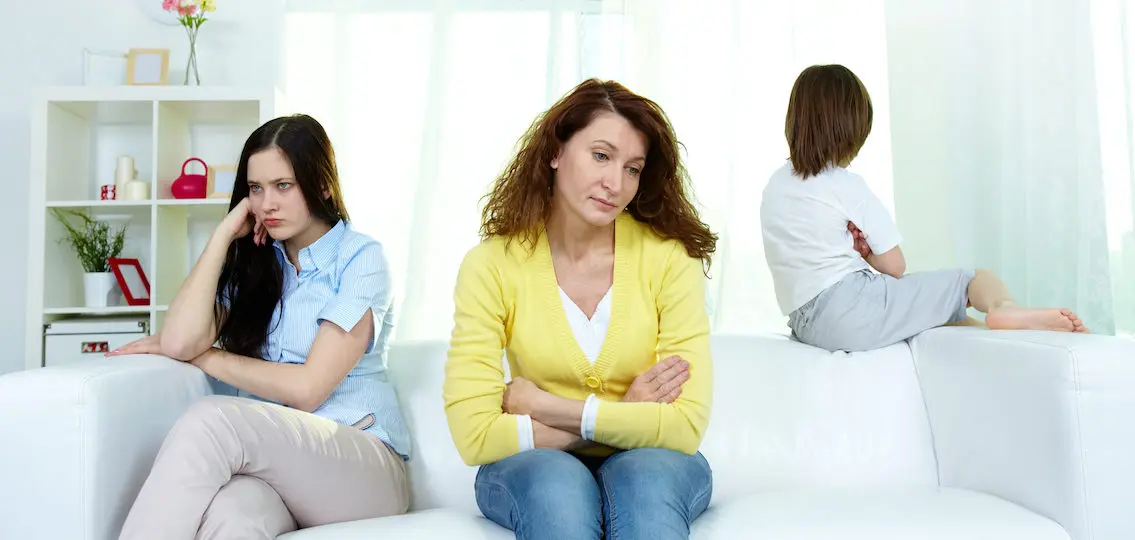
[44,101,153,203]
[156,100,259,200]
[41,206,153,312]
[154,203,227,307]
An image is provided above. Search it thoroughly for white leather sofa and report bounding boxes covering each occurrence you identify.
[1,328,1133,539]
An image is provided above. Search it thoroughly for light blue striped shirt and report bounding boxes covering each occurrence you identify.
[230,220,411,459]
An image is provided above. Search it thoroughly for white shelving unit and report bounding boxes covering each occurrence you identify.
[25,86,285,370]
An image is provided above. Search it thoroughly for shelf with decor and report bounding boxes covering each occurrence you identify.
[25,85,285,370]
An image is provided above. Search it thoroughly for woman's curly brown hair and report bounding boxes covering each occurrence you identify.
[479,78,717,269]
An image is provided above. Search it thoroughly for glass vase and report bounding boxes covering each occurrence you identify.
[184,24,200,86]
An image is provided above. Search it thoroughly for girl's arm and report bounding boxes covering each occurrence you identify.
[161,198,262,360]
[193,240,389,412]
[192,315,372,412]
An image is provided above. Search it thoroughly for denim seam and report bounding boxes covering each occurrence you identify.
[688,482,711,518]
[597,466,621,540]
[686,454,713,519]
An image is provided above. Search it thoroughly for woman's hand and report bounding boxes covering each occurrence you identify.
[623,355,689,403]
[216,198,268,246]
[104,333,177,359]
[503,376,549,416]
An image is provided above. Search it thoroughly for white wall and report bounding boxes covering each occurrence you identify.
[0,1,284,375]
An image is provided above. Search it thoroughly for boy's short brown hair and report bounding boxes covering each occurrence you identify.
[785,64,873,179]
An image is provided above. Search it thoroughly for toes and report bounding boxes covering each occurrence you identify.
[1068,313,1090,333]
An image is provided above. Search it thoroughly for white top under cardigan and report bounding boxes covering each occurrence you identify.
[515,286,612,451]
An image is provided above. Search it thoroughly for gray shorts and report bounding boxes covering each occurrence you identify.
[789,268,975,352]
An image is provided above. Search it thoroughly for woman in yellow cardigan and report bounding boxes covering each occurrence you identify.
[443,78,717,540]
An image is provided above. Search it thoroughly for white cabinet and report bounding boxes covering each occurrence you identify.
[26,86,286,369]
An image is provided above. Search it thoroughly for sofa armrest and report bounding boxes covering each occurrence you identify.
[0,355,212,540]
[911,327,1135,540]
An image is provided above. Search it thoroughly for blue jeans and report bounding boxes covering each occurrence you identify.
[474,448,712,540]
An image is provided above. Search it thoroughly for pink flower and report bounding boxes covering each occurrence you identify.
[177,4,198,16]
[161,0,179,12]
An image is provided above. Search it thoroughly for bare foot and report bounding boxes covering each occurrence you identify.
[985,307,1088,333]
[1068,311,1090,333]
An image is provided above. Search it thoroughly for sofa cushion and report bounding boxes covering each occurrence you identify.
[278,508,511,539]
[699,335,938,504]
[690,488,1070,539]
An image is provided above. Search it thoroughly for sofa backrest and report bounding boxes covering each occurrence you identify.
[385,333,939,513]
[699,334,938,504]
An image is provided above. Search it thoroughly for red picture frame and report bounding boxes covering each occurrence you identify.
[108,258,151,306]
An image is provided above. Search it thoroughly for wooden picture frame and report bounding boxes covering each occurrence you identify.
[126,48,169,86]
[207,164,238,199]
[108,258,151,306]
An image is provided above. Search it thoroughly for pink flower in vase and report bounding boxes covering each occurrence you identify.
[162,0,214,85]
[162,0,198,16]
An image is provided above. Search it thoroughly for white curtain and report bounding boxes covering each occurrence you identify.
[281,0,892,340]
[283,1,584,341]
[1090,0,1135,335]
[590,0,894,334]
[884,0,1135,336]
[281,0,1133,340]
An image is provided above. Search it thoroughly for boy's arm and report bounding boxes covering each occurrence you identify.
[848,176,906,277]
[866,245,906,278]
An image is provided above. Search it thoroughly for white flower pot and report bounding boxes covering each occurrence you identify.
[83,272,118,308]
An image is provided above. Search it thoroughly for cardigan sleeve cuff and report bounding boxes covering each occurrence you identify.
[581,394,600,441]
[516,414,535,451]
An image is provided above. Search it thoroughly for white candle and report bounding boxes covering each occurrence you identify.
[123,180,150,200]
[115,156,136,189]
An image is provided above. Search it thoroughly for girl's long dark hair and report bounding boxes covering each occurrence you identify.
[214,114,349,358]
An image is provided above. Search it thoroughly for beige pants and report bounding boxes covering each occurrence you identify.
[119,395,409,540]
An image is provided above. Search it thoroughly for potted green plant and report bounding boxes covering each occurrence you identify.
[51,209,128,308]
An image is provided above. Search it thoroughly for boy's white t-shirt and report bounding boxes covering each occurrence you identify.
[760,161,903,315]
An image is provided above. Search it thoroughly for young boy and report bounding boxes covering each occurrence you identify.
[760,64,1087,352]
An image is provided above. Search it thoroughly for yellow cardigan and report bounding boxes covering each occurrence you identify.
[443,212,713,466]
